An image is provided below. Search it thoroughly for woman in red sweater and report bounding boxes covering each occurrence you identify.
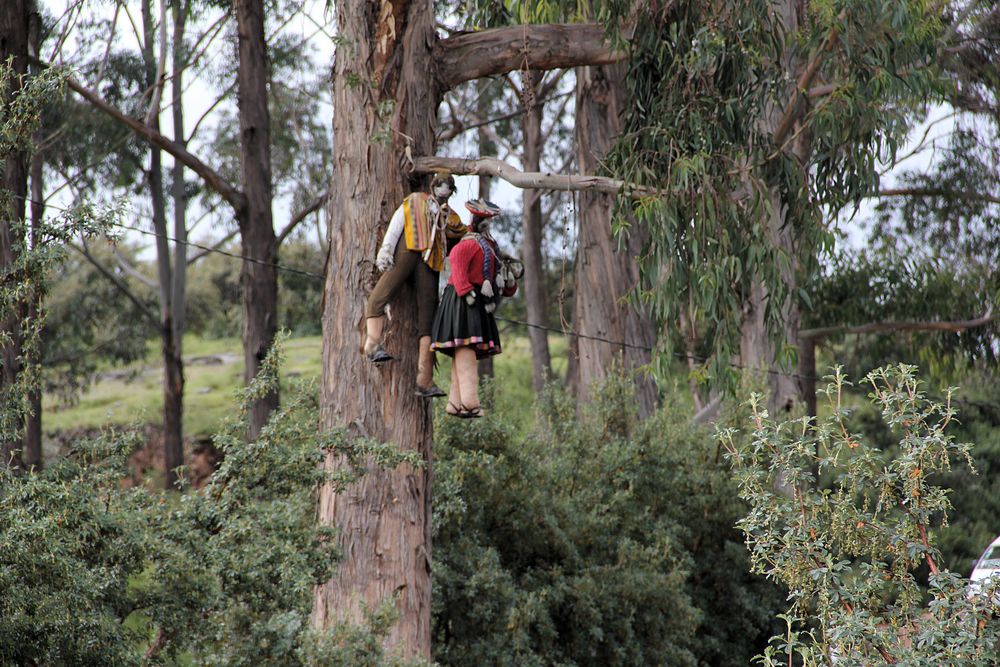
[431,199,518,418]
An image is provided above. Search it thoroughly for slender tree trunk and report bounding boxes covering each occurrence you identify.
[161,0,190,487]
[519,71,552,391]
[235,0,278,440]
[23,3,44,470]
[476,81,495,379]
[0,0,30,470]
[171,0,189,352]
[570,64,657,417]
[313,0,438,658]
[143,0,184,489]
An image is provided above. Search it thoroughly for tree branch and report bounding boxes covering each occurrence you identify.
[41,60,248,216]
[277,189,328,246]
[435,24,623,90]
[799,309,995,341]
[772,14,845,148]
[874,187,1000,206]
[411,155,641,198]
[186,229,236,266]
[71,243,158,325]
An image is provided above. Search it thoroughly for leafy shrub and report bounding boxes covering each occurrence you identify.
[432,374,782,666]
[722,365,1000,666]
[0,341,418,665]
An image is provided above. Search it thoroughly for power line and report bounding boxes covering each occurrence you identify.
[21,196,819,381]
[110,221,325,280]
[494,315,823,382]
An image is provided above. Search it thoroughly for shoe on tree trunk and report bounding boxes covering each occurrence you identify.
[364,316,393,363]
[415,384,446,398]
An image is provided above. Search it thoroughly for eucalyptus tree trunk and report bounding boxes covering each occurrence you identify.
[162,0,190,485]
[24,159,43,470]
[170,1,189,361]
[740,0,810,420]
[477,79,495,380]
[313,8,622,656]
[235,0,278,440]
[23,3,44,470]
[313,0,438,657]
[571,64,657,418]
[142,0,184,490]
[1,0,31,471]
[520,71,552,391]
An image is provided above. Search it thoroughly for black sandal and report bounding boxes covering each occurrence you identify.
[415,384,447,398]
[457,404,484,419]
[446,402,462,417]
[365,345,394,364]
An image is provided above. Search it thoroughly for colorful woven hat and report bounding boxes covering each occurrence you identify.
[464,198,501,218]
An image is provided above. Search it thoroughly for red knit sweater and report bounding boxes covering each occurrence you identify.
[447,237,517,298]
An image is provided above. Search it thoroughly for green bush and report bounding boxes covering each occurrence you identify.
[432,374,782,666]
[722,365,1000,666]
[0,342,418,665]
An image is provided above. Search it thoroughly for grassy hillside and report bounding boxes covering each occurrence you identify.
[42,331,570,438]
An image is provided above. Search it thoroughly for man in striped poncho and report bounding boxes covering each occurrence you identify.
[363,172,467,398]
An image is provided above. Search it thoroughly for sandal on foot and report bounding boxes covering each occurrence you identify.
[457,404,484,419]
[446,402,462,417]
[415,384,447,398]
[365,345,394,364]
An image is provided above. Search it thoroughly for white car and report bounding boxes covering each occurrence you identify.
[968,534,1000,602]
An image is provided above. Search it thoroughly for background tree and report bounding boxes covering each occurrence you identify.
[605,0,948,419]
[570,61,657,416]
[0,0,34,470]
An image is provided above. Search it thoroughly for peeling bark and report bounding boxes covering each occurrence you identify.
[314,0,435,658]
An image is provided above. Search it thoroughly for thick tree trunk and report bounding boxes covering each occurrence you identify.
[520,72,552,391]
[1,0,31,470]
[235,0,278,440]
[740,0,809,420]
[570,64,657,417]
[313,0,438,658]
[314,10,629,657]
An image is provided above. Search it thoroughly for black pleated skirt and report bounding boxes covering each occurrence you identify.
[431,285,502,358]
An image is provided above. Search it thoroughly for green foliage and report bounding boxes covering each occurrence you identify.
[933,380,1000,575]
[2,55,123,448]
[0,340,420,665]
[594,0,948,389]
[804,250,998,379]
[41,243,151,405]
[433,373,783,666]
[721,365,1000,665]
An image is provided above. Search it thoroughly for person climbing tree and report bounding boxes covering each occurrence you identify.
[431,199,518,418]
[363,171,466,398]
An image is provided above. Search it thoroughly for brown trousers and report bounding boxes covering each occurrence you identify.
[365,238,440,336]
